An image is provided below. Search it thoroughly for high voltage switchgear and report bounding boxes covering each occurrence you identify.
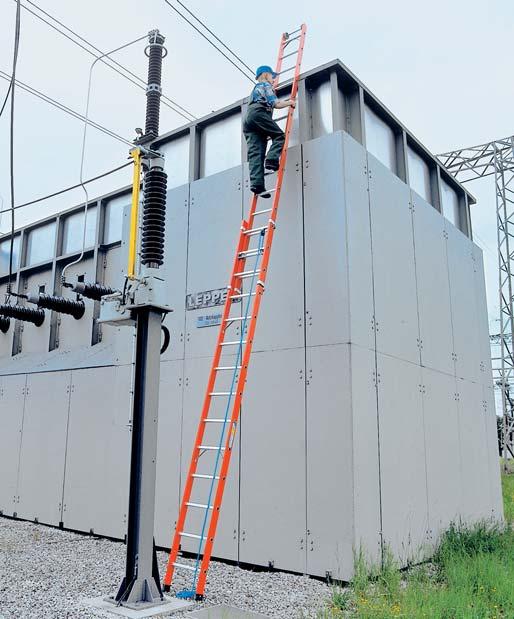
[98,29,171,611]
[0,27,171,612]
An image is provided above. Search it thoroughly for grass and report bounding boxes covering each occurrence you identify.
[323,469,514,618]
[501,472,514,522]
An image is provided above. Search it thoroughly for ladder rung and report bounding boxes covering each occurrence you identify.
[254,208,272,215]
[286,34,301,42]
[235,271,260,280]
[186,502,213,509]
[288,26,303,36]
[224,316,246,322]
[203,418,228,423]
[274,114,289,122]
[278,66,295,75]
[282,50,298,59]
[240,273,260,280]
[220,339,247,345]
[244,226,268,236]
[173,562,196,571]
[209,392,236,397]
[215,365,242,370]
[239,249,263,259]
[199,445,226,451]
[230,293,255,300]
[192,473,220,480]
[180,532,206,540]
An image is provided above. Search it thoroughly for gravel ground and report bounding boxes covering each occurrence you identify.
[0,517,332,619]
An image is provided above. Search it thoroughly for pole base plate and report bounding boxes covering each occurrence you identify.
[85,594,193,618]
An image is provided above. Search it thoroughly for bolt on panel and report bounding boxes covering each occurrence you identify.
[16,371,72,525]
[303,133,349,348]
[411,191,455,376]
[446,223,481,383]
[0,373,26,516]
[160,186,190,362]
[367,155,420,365]
[184,167,244,360]
[376,353,429,565]
[350,343,381,566]
[482,384,504,521]
[471,244,494,386]
[61,366,131,538]
[421,367,462,545]
[240,348,306,574]
[305,343,353,580]
[252,145,304,353]
[457,378,494,522]
[343,133,375,351]
[154,359,185,547]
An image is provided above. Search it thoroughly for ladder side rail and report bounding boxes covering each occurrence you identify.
[273,33,289,85]
[196,276,267,597]
[185,230,265,592]
[260,25,306,283]
[195,28,307,596]
[165,24,307,599]
[163,220,251,586]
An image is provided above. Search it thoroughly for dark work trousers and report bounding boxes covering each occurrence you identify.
[243,103,285,192]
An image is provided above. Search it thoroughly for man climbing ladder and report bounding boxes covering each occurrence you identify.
[244,65,296,197]
[163,24,307,601]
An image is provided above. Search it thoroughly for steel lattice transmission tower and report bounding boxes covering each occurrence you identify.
[439,137,514,462]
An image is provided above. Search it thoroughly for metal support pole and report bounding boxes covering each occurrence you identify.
[102,29,176,612]
[494,140,514,468]
[439,137,514,466]
[114,308,163,608]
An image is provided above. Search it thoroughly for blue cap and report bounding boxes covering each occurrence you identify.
[255,65,277,80]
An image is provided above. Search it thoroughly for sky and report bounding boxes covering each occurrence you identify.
[0,0,512,338]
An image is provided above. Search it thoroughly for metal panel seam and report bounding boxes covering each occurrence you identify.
[418,370,431,544]
[408,192,424,363]
[365,152,384,564]
[59,370,74,524]
[178,181,191,513]
[443,221,457,377]
[340,137,356,552]
[300,143,308,574]
[13,374,29,513]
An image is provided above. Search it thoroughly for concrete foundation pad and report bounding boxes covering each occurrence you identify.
[84,595,194,618]
[190,606,269,618]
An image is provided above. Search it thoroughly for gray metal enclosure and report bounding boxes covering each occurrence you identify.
[0,60,503,582]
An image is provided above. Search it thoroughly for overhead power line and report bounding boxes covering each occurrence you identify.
[173,0,254,75]
[162,0,255,84]
[18,0,197,122]
[0,161,132,216]
[8,0,21,291]
[0,70,132,146]
[0,82,13,119]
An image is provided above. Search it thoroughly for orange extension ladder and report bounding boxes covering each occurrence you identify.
[163,24,307,601]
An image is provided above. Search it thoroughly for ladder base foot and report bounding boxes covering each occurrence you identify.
[196,594,205,602]
[162,584,170,593]
[177,589,197,600]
